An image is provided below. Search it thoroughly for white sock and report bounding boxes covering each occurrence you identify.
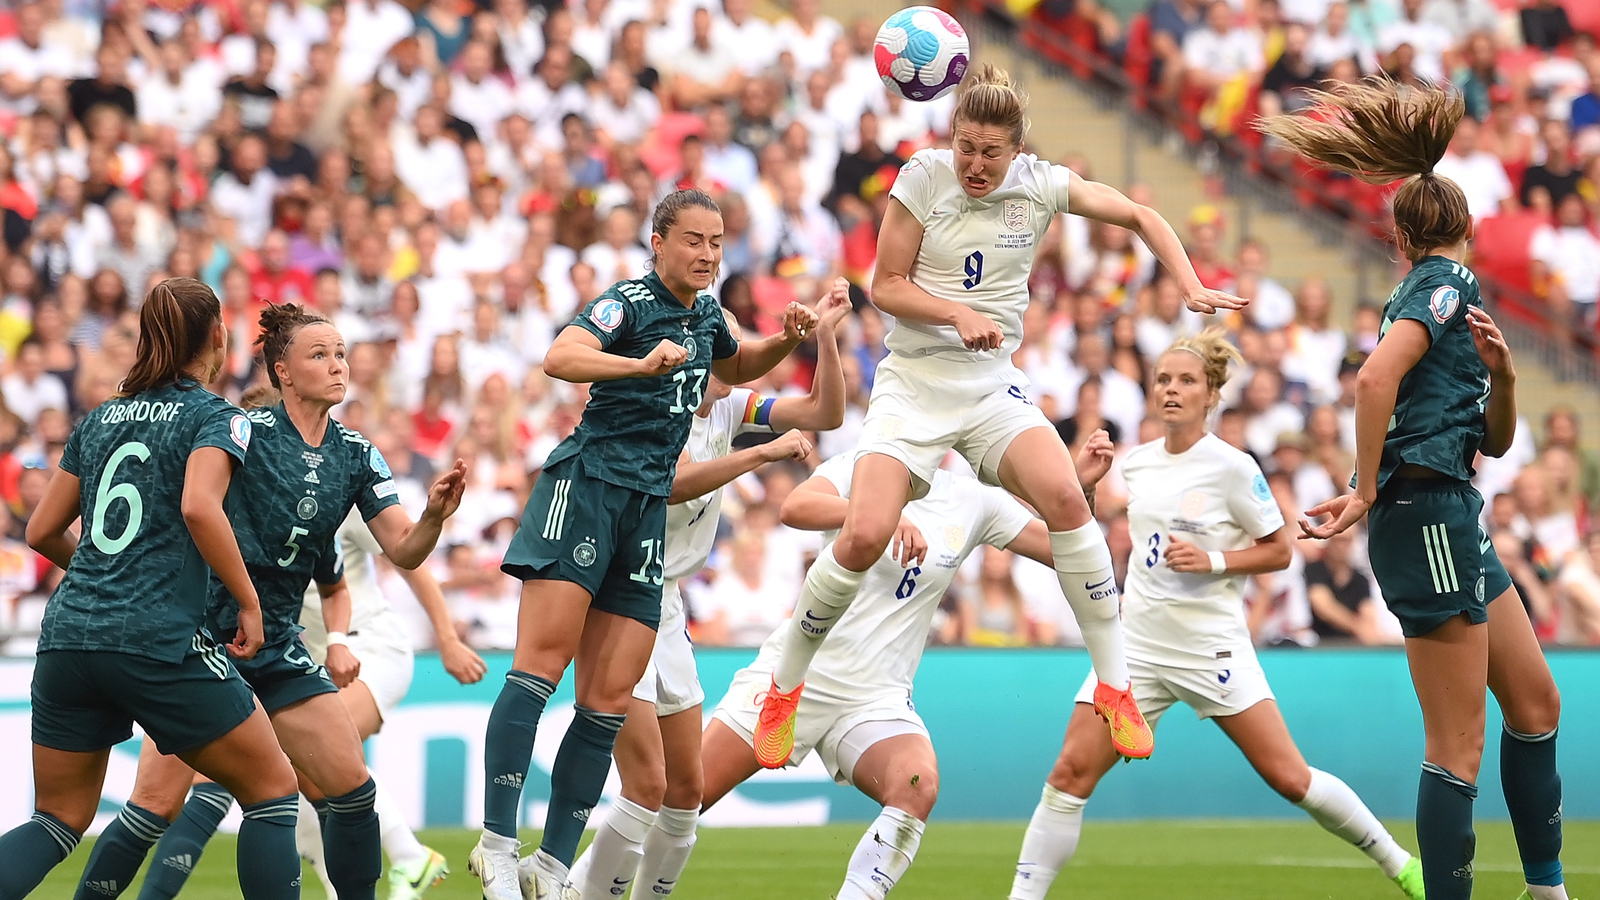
[1526,885,1571,900]
[576,797,657,900]
[1295,767,1410,879]
[372,775,428,868]
[1050,525,1130,689]
[297,795,338,899]
[636,805,698,897]
[1010,784,1087,900]
[773,545,868,691]
[567,844,592,894]
[836,806,924,900]
[478,828,518,854]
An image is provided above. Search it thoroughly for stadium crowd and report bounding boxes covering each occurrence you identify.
[0,0,1595,660]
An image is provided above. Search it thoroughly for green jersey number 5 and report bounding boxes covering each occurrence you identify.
[91,441,151,555]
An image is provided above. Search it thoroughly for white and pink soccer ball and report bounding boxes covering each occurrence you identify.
[874,6,971,103]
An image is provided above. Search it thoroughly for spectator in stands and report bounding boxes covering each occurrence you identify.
[1235,238,1295,330]
[1453,32,1502,122]
[1186,206,1234,289]
[1520,0,1575,53]
[1521,117,1583,213]
[1434,116,1515,221]
[209,133,278,247]
[965,547,1033,647]
[1260,23,1325,118]
[1531,192,1600,327]
[1422,0,1497,42]
[1377,0,1452,83]
[1183,1,1266,93]
[1556,530,1600,643]
[1308,1,1371,72]
[1303,529,1386,643]
[668,7,743,110]
[697,531,788,647]
[94,195,162,305]
[1543,407,1600,513]
[1148,0,1204,94]
[774,0,843,75]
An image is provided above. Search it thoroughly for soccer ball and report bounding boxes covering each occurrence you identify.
[874,6,970,103]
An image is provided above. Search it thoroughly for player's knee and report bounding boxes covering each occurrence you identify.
[1032,484,1092,531]
[1506,679,1562,736]
[1262,761,1311,803]
[662,768,704,811]
[129,784,188,823]
[835,525,893,572]
[622,773,668,811]
[882,769,939,821]
[1048,750,1104,799]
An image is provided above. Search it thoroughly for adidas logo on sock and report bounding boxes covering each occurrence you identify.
[162,854,195,873]
[573,807,592,823]
[84,881,121,896]
[493,773,524,789]
[1452,862,1474,879]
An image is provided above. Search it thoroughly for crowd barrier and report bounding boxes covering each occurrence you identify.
[0,648,1594,833]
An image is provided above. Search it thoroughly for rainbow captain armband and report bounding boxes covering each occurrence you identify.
[743,393,775,427]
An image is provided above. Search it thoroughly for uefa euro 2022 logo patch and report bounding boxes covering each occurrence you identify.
[1252,473,1273,504]
[590,297,625,333]
[1429,285,1461,324]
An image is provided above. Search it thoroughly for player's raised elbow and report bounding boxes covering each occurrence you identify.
[179,491,220,533]
[24,516,54,553]
[542,349,577,383]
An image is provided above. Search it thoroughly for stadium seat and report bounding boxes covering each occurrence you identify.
[1473,211,1545,296]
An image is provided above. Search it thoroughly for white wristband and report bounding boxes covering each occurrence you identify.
[325,631,350,647]
[1208,551,1227,575]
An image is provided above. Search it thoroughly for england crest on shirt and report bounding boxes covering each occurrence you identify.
[1003,199,1028,233]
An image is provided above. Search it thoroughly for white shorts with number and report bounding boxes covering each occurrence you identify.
[301,610,417,718]
[1072,655,1275,725]
[858,354,1052,499]
[632,581,704,717]
[713,666,929,787]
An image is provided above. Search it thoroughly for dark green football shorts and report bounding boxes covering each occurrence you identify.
[31,633,256,756]
[1367,478,1513,638]
[228,632,340,713]
[501,456,666,630]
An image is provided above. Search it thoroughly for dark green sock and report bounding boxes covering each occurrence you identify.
[0,811,81,900]
[483,670,556,838]
[137,783,233,900]
[73,803,169,899]
[1418,762,1478,900]
[236,795,300,900]
[324,777,381,900]
[1502,724,1564,888]
[540,705,626,866]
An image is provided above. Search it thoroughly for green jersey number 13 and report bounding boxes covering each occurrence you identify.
[91,441,151,555]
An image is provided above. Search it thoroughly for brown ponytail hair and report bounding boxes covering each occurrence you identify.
[256,302,332,389]
[1258,79,1468,260]
[951,64,1029,147]
[120,277,222,397]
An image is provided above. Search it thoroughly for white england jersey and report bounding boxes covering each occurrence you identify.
[746,456,1032,700]
[1119,434,1285,669]
[886,148,1071,362]
[663,388,773,581]
[301,508,391,636]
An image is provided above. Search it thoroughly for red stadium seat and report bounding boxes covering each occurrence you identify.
[1472,211,1545,295]
[1124,14,1153,99]
[1563,0,1600,37]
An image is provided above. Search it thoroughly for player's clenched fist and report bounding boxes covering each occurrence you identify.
[816,278,853,330]
[760,429,814,463]
[783,301,822,341]
[637,339,689,376]
[953,305,1004,351]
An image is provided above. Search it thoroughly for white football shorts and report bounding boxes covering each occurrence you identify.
[857,354,1052,499]
[632,581,705,717]
[302,610,416,718]
[713,666,928,787]
[1072,655,1275,725]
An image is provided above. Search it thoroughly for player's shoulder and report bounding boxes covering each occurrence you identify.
[1121,438,1166,470]
[1398,257,1480,317]
[904,147,952,172]
[709,387,755,430]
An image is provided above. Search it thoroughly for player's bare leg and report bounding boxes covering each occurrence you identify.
[758,453,911,767]
[700,718,764,811]
[1214,700,1419,897]
[1485,587,1567,900]
[0,745,106,898]
[271,693,381,899]
[835,734,938,900]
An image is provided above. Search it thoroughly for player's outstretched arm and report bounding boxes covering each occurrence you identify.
[1165,528,1292,575]
[780,471,926,566]
[768,278,851,433]
[667,431,812,503]
[1063,171,1246,316]
[1467,306,1517,457]
[872,199,1003,351]
[368,460,468,569]
[24,469,81,570]
[544,325,688,382]
[391,561,486,683]
[711,302,820,385]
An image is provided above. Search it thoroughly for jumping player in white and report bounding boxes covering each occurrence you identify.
[755,65,1246,768]
[700,432,1117,900]
[1006,331,1425,900]
[556,283,852,900]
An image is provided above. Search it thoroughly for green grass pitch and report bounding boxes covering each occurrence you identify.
[33,820,1600,898]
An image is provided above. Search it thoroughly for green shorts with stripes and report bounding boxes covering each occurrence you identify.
[31,633,257,755]
[501,456,667,630]
[1367,478,1513,638]
[228,632,341,713]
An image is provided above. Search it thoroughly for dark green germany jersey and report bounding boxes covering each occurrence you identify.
[39,381,252,663]
[1373,255,1490,489]
[206,404,400,641]
[546,270,739,496]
